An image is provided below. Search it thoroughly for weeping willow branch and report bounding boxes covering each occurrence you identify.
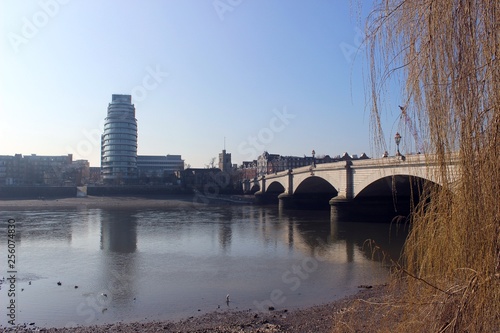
[363,0,500,331]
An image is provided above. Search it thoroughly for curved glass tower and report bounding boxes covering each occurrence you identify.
[101,94,138,183]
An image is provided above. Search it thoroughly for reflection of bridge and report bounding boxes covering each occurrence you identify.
[254,154,460,212]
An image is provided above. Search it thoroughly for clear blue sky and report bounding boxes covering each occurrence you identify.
[1,1,400,168]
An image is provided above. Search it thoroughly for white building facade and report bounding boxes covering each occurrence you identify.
[101,94,138,183]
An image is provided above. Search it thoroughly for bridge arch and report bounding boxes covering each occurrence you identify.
[292,176,338,209]
[355,174,438,199]
[354,170,441,199]
[346,174,442,218]
[294,176,338,195]
[254,180,286,205]
[250,183,260,194]
[267,181,285,194]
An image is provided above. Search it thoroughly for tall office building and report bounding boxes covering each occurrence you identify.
[101,94,138,183]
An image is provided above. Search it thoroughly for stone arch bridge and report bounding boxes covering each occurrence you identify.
[253,154,460,213]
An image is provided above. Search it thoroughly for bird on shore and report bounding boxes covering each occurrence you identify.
[57,281,62,286]
[226,294,230,303]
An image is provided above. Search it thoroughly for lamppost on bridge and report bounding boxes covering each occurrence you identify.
[312,149,316,167]
[394,132,402,156]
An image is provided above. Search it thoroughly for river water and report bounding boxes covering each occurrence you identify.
[0,204,408,328]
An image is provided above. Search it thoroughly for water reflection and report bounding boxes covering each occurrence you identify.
[0,205,408,328]
[99,209,138,308]
[277,208,408,265]
[330,215,409,264]
[4,210,74,244]
[218,208,233,252]
[100,209,137,253]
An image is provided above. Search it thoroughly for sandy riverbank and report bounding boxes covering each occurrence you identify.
[0,195,252,209]
[3,284,402,332]
[0,195,221,209]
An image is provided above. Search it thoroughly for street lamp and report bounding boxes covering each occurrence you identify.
[312,150,316,167]
[394,132,402,156]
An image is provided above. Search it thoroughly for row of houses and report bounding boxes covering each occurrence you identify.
[0,150,370,190]
[238,151,370,179]
[0,153,185,186]
[0,154,93,186]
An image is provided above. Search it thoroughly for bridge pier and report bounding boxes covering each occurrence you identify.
[330,196,413,222]
[329,197,352,220]
[254,191,280,205]
[278,193,294,210]
[277,192,334,210]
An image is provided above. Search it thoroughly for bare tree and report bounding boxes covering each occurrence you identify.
[205,157,216,169]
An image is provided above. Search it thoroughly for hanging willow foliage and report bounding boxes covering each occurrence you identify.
[363,0,500,332]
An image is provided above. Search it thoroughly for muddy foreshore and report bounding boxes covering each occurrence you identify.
[0,195,252,210]
[3,285,399,333]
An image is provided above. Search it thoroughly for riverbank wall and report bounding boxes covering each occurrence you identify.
[0,186,76,199]
[0,186,193,199]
